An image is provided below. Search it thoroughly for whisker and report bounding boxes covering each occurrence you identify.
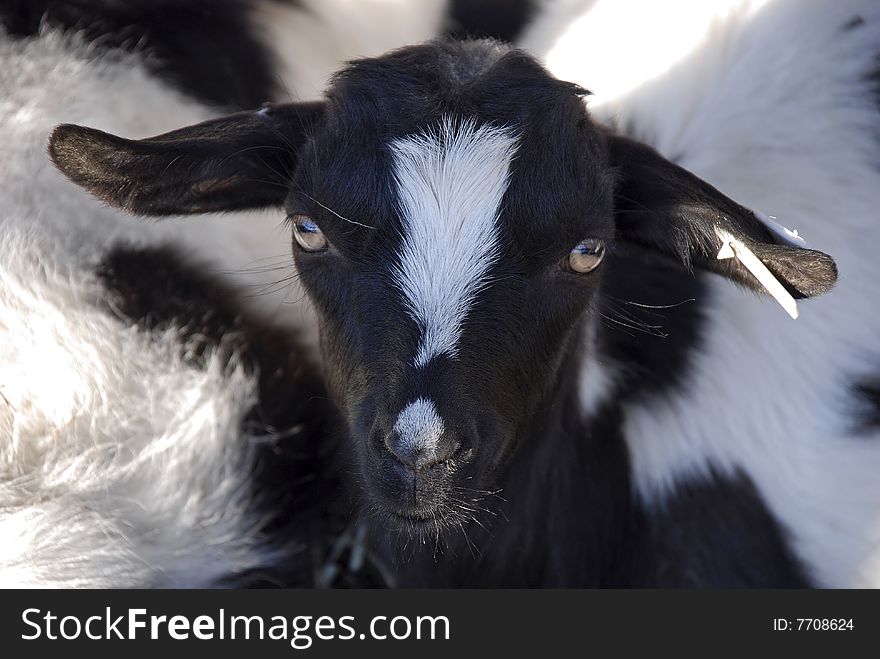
[241,273,304,298]
[605,293,696,311]
[600,301,669,338]
[304,193,376,230]
[605,299,666,330]
[600,312,659,338]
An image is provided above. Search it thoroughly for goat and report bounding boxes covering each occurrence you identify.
[517,0,880,588]
[50,13,879,586]
[1,0,535,588]
[0,0,407,588]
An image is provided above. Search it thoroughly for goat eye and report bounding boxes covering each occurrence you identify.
[291,215,329,252]
[568,239,605,273]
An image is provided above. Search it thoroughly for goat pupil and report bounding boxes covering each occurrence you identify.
[292,215,328,252]
[568,239,605,273]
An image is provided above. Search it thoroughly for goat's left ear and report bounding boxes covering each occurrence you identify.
[48,102,324,216]
[607,134,837,318]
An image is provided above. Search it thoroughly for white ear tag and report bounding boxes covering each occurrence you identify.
[715,227,799,319]
[752,209,806,247]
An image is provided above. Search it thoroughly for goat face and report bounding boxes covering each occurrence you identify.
[283,44,615,530]
[49,40,837,537]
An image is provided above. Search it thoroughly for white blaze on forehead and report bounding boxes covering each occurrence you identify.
[393,397,446,460]
[390,117,519,368]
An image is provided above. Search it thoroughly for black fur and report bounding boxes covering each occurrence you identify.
[637,468,808,587]
[852,379,880,434]
[843,15,866,31]
[841,14,880,113]
[52,40,835,587]
[608,135,837,299]
[869,47,880,114]
[49,102,324,216]
[0,0,278,109]
[370,387,807,587]
[597,243,707,400]
[447,0,538,43]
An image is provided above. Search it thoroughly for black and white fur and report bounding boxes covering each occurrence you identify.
[46,0,879,587]
[522,0,880,588]
[1,0,500,587]
[0,0,318,588]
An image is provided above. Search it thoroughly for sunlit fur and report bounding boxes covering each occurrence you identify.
[530,0,880,587]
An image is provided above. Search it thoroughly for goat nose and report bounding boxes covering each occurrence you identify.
[384,429,458,471]
[386,398,457,470]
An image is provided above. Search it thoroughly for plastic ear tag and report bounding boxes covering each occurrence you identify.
[752,209,806,247]
[715,227,799,319]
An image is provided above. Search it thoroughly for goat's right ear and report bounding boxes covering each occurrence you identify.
[606,134,837,318]
[48,102,324,216]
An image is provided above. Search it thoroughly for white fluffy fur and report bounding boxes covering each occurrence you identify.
[0,227,279,587]
[0,34,301,587]
[0,32,317,332]
[532,0,880,586]
[390,118,518,367]
[254,0,448,101]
